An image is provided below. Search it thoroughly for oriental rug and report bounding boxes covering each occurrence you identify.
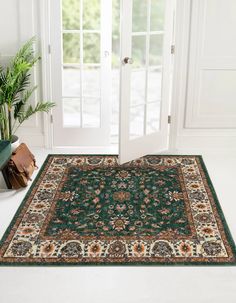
[0,155,235,266]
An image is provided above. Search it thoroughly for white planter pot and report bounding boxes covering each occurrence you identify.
[11,135,20,152]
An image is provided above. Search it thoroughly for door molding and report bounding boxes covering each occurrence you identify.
[169,0,191,151]
[185,0,236,129]
[169,0,236,152]
[12,0,46,147]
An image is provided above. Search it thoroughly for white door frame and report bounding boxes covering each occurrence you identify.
[168,0,192,152]
[39,0,190,151]
[39,0,112,148]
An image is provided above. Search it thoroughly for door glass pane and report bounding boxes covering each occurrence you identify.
[129,1,166,141]
[83,98,100,128]
[61,0,111,135]
[147,68,162,102]
[132,35,146,68]
[83,66,100,98]
[132,0,147,32]
[146,102,161,134]
[83,33,100,64]
[150,0,165,31]
[149,34,163,66]
[129,105,145,140]
[131,69,146,106]
[63,33,80,63]
[83,0,100,30]
[63,98,81,127]
[62,0,80,30]
[63,67,80,96]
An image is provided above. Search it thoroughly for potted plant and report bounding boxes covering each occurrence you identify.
[0,37,55,150]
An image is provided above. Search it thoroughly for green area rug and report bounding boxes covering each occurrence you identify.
[0,155,235,266]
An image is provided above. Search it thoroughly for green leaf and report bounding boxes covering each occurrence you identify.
[17,101,55,124]
[13,86,37,119]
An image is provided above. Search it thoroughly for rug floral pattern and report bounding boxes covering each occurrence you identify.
[0,155,235,265]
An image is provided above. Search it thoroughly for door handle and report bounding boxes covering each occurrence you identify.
[122,57,133,65]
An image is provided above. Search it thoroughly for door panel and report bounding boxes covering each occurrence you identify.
[51,0,112,146]
[119,0,174,164]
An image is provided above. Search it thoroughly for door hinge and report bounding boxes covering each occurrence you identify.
[48,44,51,54]
[50,114,53,124]
[168,115,171,124]
[171,44,175,54]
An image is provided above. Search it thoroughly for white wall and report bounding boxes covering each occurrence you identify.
[1,0,236,150]
[171,0,236,151]
[0,0,46,147]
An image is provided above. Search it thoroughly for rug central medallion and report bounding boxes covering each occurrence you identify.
[0,155,235,266]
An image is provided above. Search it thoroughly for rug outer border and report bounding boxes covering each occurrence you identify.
[0,154,235,267]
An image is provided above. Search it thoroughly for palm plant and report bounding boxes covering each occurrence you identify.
[0,37,55,141]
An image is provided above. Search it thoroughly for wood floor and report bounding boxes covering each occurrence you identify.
[0,148,236,303]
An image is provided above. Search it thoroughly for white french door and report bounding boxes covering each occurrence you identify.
[49,0,174,157]
[119,0,174,163]
[50,0,112,146]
